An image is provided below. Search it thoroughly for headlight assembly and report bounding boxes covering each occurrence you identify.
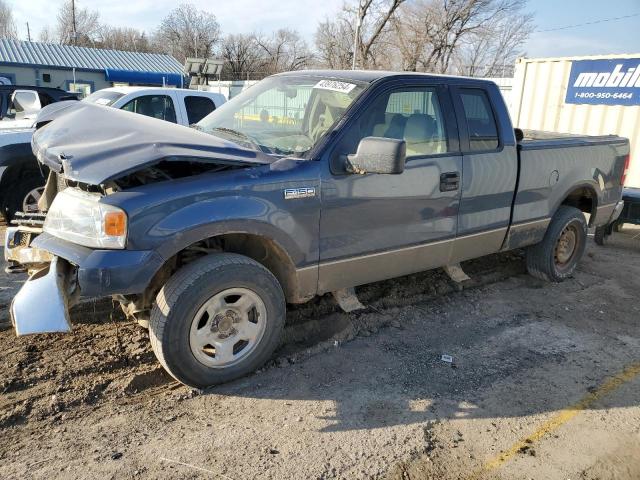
[43,189,127,249]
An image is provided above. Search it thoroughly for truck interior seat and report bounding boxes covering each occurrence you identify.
[404,114,443,156]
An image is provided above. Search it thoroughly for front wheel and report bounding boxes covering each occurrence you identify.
[526,206,587,282]
[149,253,286,388]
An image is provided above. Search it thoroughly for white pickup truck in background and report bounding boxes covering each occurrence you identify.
[0,87,226,220]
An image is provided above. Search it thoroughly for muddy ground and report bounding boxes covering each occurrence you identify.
[0,225,639,480]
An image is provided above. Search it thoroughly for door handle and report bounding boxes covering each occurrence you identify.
[440,172,460,192]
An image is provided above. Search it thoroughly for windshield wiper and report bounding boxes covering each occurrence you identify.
[211,127,253,142]
[210,127,274,153]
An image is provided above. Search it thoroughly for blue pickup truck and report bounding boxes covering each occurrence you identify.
[4,71,629,388]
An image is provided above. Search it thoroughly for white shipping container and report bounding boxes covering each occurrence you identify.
[510,54,640,187]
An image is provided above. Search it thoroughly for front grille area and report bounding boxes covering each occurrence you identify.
[11,211,46,229]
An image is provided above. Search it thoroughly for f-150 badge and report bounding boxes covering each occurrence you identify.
[284,187,316,200]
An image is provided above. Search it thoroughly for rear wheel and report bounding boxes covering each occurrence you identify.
[149,253,285,388]
[526,206,587,282]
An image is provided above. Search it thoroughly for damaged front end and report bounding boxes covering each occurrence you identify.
[5,197,78,336]
[5,102,272,336]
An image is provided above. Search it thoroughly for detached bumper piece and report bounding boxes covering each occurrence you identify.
[11,257,73,335]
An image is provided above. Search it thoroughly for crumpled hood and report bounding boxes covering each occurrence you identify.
[31,102,272,185]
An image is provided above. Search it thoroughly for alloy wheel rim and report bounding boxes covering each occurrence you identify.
[189,287,267,369]
[22,187,45,213]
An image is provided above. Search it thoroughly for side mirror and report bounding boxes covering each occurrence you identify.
[11,90,42,116]
[344,137,406,175]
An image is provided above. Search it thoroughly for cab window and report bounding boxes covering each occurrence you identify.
[121,95,177,123]
[458,89,499,151]
[185,95,216,124]
[336,86,449,160]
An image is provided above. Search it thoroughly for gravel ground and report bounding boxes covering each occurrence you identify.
[0,225,639,480]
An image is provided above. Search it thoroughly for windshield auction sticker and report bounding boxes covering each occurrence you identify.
[565,58,640,106]
[314,80,357,94]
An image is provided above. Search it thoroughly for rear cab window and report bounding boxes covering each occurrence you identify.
[185,95,216,124]
[458,88,499,151]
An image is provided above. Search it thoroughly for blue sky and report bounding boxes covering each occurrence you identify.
[8,0,640,58]
[523,0,640,57]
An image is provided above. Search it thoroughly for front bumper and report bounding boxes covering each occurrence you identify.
[5,230,165,335]
[30,233,165,298]
[11,257,73,335]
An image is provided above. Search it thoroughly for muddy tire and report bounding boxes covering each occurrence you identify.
[526,206,587,282]
[149,253,285,388]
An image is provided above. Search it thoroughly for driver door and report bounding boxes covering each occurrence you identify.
[318,82,463,293]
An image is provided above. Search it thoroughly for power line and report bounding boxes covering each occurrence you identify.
[534,12,640,33]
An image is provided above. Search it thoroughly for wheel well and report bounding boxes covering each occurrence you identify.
[560,187,597,225]
[135,233,301,315]
[206,233,299,303]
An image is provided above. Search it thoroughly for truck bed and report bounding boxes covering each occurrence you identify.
[505,129,628,249]
[519,129,626,150]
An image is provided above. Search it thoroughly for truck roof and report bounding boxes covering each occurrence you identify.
[275,69,498,87]
[100,86,224,98]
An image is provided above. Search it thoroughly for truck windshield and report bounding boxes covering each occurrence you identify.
[84,90,125,107]
[197,76,368,157]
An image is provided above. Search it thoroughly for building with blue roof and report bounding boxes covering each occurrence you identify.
[0,39,187,96]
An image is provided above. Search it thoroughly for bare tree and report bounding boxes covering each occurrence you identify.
[352,0,405,68]
[56,0,101,46]
[392,0,534,74]
[154,3,220,62]
[0,0,17,39]
[99,26,154,53]
[315,0,405,69]
[315,18,355,69]
[256,29,313,74]
[39,26,55,43]
[221,33,263,79]
[455,7,534,76]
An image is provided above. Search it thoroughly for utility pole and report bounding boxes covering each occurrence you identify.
[26,22,31,42]
[71,0,77,45]
[352,1,362,70]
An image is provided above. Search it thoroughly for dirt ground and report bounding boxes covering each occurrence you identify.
[0,224,639,480]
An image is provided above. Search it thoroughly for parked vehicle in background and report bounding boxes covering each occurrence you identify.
[84,86,226,125]
[5,70,628,388]
[0,85,79,128]
[0,87,225,221]
[595,187,640,245]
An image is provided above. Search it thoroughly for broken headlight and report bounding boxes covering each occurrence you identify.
[43,188,127,249]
